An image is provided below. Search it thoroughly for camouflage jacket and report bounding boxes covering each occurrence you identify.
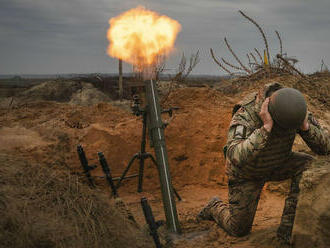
[225,82,330,180]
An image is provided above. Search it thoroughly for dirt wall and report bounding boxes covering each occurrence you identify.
[292,157,330,247]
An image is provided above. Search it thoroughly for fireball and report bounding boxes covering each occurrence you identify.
[107,6,181,71]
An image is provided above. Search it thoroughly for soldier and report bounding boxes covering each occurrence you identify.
[198,82,330,243]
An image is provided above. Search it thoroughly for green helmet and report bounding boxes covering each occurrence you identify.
[268,88,307,129]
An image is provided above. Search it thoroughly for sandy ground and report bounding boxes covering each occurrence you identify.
[0,73,329,247]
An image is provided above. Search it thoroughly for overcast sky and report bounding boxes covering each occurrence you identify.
[1,0,329,75]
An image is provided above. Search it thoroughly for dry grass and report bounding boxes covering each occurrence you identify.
[0,154,152,248]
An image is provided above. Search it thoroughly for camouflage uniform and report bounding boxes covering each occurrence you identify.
[202,83,330,242]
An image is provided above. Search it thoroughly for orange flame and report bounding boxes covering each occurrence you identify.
[107,6,181,71]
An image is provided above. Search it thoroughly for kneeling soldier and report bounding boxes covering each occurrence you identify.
[198,82,330,243]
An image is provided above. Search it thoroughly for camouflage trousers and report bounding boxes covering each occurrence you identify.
[209,152,313,240]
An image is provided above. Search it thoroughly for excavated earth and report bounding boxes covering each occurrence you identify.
[0,73,329,247]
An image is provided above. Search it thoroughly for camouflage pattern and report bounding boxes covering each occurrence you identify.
[207,179,264,237]
[298,113,330,155]
[204,152,313,239]
[225,84,329,180]
[205,82,330,241]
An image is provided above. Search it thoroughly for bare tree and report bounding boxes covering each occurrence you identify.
[154,54,166,81]
[224,37,251,73]
[239,10,270,62]
[210,11,306,80]
[160,51,200,105]
[172,50,200,83]
[210,48,234,75]
[320,59,329,72]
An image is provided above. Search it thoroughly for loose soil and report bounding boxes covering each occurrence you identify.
[0,73,329,247]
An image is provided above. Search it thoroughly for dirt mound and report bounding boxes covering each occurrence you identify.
[162,87,232,186]
[0,127,49,150]
[16,80,111,106]
[19,80,82,102]
[0,86,232,190]
[0,154,153,248]
[1,76,328,190]
[0,73,329,248]
[0,97,17,109]
[69,83,111,106]
[216,73,330,113]
[292,156,330,247]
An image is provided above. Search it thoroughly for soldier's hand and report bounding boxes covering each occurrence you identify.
[259,97,273,132]
[300,112,309,131]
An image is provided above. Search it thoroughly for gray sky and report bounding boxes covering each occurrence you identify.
[1,0,329,75]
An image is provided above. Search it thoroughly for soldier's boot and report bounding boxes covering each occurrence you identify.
[276,195,297,244]
[197,197,221,221]
[277,173,302,244]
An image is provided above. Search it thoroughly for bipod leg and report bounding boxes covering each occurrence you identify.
[77,145,96,188]
[98,152,119,198]
[147,154,182,202]
[141,197,162,248]
[138,153,145,193]
[116,153,139,189]
[172,187,182,202]
[138,111,148,193]
[147,153,158,169]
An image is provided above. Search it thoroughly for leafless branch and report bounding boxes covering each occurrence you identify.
[249,52,259,66]
[321,59,324,72]
[320,59,329,72]
[221,57,243,71]
[154,54,166,81]
[286,57,298,65]
[210,48,234,75]
[239,10,270,63]
[275,30,283,56]
[171,53,186,82]
[178,53,186,75]
[172,51,200,83]
[254,48,263,63]
[276,54,310,81]
[246,54,253,71]
[185,50,200,78]
[224,37,251,73]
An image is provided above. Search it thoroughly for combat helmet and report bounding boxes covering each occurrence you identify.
[268,88,307,129]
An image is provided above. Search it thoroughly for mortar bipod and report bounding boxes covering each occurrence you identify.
[77,144,97,188]
[115,111,181,201]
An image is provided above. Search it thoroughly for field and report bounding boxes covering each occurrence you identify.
[0,72,329,247]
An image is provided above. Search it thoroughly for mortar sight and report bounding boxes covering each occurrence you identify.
[131,94,143,116]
